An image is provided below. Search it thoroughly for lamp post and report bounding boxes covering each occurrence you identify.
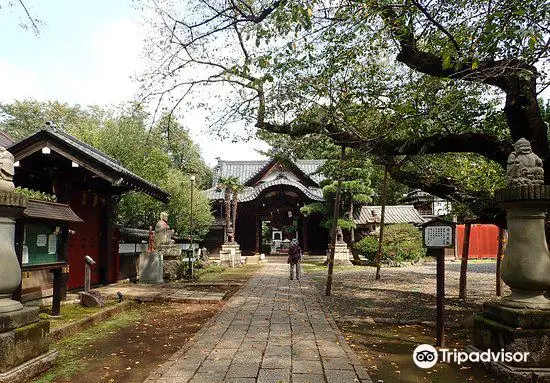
[189,174,196,278]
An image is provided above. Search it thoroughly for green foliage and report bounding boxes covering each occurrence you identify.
[164,168,213,239]
[301,147,373,231]
[0,99,213,240]
[354,224,426,263]
[15,187,56,202]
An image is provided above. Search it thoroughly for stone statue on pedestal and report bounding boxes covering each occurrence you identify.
[154,211,175,249]
[506,138,544,185]
[336,227,344,243]
[0,146,15,192]
[150,212,182,280]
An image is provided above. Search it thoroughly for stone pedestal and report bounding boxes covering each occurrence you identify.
[0,308,57,383]
[473,302,550,382]
[326,241,353,266]
[157,244,182,281]
[139,252,164,284]
[163,260,183,281]
[219,242,242,267]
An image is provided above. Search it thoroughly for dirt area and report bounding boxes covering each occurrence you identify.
[304,261,505,383]
[35,302,219,383]
[34,263,263,383]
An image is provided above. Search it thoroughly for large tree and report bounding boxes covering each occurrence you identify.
[139,0,549,222]
[0,99,213,238]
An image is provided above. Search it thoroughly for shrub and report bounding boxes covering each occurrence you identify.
[354,223,425,263]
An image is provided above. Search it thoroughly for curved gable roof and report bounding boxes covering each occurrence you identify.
[8,127,169,202]
[213,158,325,187]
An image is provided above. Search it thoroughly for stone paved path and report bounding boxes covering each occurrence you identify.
[144,261,372,383]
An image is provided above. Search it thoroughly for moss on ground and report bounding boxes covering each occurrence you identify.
[42,301,118,329]
[195,263,263,283]
[35,309,142,383]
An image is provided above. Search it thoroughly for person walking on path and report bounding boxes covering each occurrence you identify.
[288,238,302,280]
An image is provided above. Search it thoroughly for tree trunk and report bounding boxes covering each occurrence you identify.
[496,228,506,297]
[350,202,360,262]
[375,165,389,280]
[224,188,231,242]
[232,191,239,240]
[326,146,346,296]
[459,222,472,299]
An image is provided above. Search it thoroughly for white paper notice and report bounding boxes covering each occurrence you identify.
[48,234,57,254]
[36,234,47,247]
[22,245,29,264]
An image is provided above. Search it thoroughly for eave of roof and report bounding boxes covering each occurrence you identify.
[354,205,425,225]
[205,178,324,202]
[0,131,14,148]
[23,199,83,222]
[8,128,170,202]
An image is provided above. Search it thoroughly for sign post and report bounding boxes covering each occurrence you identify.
[422,218,456,347]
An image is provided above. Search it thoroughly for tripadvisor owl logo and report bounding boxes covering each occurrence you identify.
[413,344,438,369]
[412,344,530,369]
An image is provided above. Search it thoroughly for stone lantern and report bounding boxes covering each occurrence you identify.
[473,138,550,381]
[0,147,57,383]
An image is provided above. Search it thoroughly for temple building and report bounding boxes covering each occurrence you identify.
[5,126,169,303]
[204,158,329,256]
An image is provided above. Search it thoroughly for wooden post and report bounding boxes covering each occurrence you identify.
[302,215,309,253]
[375,165,389,280]
[422,218,454,348]
[496,228,506,296]
[52,268,62,316]
[459,222,471,299]
[326,146,346,297]
[12,220,24,302]
[255,214,261,253]
[435,247,445,347]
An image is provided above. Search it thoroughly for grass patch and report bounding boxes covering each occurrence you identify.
[302,262,327,272]
[42,302,118,329]
[35,309,142,383]
[196,263,263,283]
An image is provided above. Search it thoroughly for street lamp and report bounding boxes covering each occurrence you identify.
[189,174,196,278]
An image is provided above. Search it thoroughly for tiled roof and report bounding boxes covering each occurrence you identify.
[23,199,83,222]
[8,128,170,202]
[119,227,150,241]
[213,159,325,186]
[354,205,425,225]
[401,189,445,204]
[0,131,14,148]
[205,177,324,202]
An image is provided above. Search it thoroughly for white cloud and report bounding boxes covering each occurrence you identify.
[0,60,46,102]
[77,18,146,105]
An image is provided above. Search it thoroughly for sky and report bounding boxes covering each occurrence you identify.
[0,0,269,166]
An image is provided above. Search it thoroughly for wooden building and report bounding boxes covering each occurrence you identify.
[204,158,329,256]
[353,204,426,234]
[6,126,169,301]
[401,189,451,219]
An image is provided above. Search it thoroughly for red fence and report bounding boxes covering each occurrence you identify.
[456,224,500,259]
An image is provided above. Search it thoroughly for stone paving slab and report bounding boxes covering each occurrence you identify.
[144,262,372,383]
[96,283,226,303]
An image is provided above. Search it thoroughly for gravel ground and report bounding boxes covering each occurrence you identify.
[305,261,510,326]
